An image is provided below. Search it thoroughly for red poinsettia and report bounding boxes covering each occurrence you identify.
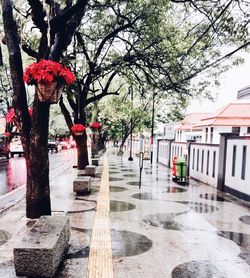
[3,132,11,137]
[23,60,76,86]
[6,108,15,123]
[71,124,86,134]
[89,122,102,130]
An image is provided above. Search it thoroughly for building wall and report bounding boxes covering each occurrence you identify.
[189,144,219,187]
[225,137,250,197]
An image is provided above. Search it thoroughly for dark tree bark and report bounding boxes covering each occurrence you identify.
[2,0,87,218]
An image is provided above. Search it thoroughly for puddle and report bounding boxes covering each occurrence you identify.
[0,230,10,246]
[111,230,152,257]
[132,192,156,200]
[239,215,250,225]
[109,177,124,181]
[221,231,250,248]
[109,171,120,174]
[110,200,136,212]
[65,246,89,259]
[110,186,128,192]
[199,193,229,202]
[120,169,134,172]
[123,174,138,177]
[75,229,152,257]
[177,202,218,213]
[171,260,226,278]
[127,181,144,186]
[162,187,187,193]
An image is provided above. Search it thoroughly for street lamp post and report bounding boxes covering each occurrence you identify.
[150,91,156,164]
[128,87,133,161]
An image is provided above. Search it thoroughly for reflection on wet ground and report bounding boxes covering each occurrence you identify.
[200,193,229,202]
[65,246,89,259]
[162,186,187,193]
[0,158,26,195]
[177,201,218,213]
[171,260,226,278]
[132,192,156,200]
[120,169,134,172]
[127,181,143,186]
[109,186,128,192]
[110,200,136,212]
[109,177,124,181]
[123,174,138,177]
[0,230,10,246]
[143,213,183,230]
[73,229,153,257]
[220,231,250,265]
[239,215,250,225]
[111,230,153,257]
[109,171,120,174]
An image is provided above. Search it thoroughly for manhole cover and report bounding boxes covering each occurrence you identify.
[109,177,124,181]
[110,200,135,212]
[162,187,187,193]
[171,260,226,278]
[199,193,228,202]
[239,215,250,225]
[0,230,10,246]
[177,202,218,213]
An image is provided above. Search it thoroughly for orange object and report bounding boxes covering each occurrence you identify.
[172,156,178,177]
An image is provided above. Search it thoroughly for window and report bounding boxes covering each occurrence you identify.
[206,150,210,175]
[201,150,204,173]
[241,146,247,180]
[232,145,237,177]
[210,127,214,143]
[247,127,250,134]
[205,128,208,143]
[212,151,216,178]
[197,149,199,171]
[192,148,195,170]
[232,127,240,135]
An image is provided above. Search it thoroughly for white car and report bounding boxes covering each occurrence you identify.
[10,137,24,157]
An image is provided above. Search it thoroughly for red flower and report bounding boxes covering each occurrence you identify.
[4,132,11,137]
[23,60,76,86]
[71,124,86,134]
[6,108,15,123]
[89,122,102,129]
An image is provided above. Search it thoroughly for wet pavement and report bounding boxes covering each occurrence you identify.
[0,148,250,277]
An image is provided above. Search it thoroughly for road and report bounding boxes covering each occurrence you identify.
[0,149,77,197]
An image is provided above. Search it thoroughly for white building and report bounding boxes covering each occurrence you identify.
[194,102,250,144]
[174,113,210,142]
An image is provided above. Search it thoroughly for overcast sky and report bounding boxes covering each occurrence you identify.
[187,54,250,113]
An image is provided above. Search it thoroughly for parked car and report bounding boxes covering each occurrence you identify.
[10,137,24,157]
[0,139,10,158]
[58,141,71,150]
[48,140,60,152]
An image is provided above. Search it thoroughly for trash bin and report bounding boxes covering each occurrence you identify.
[175,157,187,184]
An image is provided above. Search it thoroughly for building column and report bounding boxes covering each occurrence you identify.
[217,133,236,191]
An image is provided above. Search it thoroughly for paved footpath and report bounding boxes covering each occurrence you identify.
[0,148,250,277]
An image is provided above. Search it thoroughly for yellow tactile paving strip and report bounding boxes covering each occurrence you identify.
[87,154,114,278]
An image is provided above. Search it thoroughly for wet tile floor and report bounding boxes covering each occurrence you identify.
[106,150,250,278]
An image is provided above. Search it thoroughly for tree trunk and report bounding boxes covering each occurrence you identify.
[75,130,89,169]
[26,100,51,218]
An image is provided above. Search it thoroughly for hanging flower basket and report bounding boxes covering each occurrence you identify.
[23,60,76,104]
[71,124,86,136]
[89,122,102,130]
[37,81,64,104]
